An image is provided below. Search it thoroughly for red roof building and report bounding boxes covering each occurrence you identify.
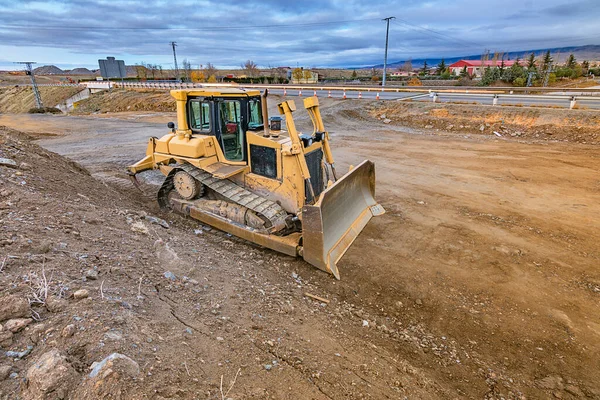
[448,59,522,77]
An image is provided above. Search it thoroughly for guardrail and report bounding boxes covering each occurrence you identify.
[426,92,594,109]
[0,83,84,88]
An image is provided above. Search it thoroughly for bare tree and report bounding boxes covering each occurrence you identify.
[182,59,192,82]
[242,60,259,78]
[401,58,413,73]
[204,63,218,79]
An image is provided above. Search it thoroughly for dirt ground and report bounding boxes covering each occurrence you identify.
[0,96,599,399]
[0,86,82,113]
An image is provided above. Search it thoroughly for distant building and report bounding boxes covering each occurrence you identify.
[448,60,523,77]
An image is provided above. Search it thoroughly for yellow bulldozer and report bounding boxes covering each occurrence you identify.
[127,88,384,279]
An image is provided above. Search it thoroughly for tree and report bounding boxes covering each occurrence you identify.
[422,60,428,74]
[242,60,259,78]
[460,65,469,78]
[401,58,413,72]
[302,70,313,82]
[582,60,590,71]
[203,63,218,79]
[566,54,576,69]
[541,50,553,73]
[182,59,192,82]
[207,75,217,83]
[526,52,536,70]
[291,68,303,82]
[351,70,358,79]
[135,62,148,80]
[190,70,205,82]
[436,58,446,75]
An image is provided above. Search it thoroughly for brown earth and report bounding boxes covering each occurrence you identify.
[369,101,600,144]
[0,95,599,399]
[0,86,82,113]
[72,89,175,114]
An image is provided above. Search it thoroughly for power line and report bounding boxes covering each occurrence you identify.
[394,18,484,48]
[0,18,379,32]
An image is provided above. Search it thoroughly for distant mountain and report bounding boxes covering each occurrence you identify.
[33,65,64,75]
[367,44,600,69]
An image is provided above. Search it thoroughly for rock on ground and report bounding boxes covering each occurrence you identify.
[0,330,13,347]
[0,295,29,321]
[0,365,12,381]
[25,349,79,399]
[89,353,140,380]
[4,318,33,333]
[45,296,68,313]
[73,289,89,300]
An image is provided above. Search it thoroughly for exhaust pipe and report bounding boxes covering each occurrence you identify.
[261,88,270,137]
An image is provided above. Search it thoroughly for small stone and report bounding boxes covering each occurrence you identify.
[565,385,584,397]
[163,271,176,281]
[264,364,272,371]
[0,158,17,168]
[89,353,139,379]
[9,372,18,379]
[216,336,224,341]
[145,215,169,229]
[188,279,199,285]
[415,299,423,305]
[73,289,89,300]
[104,331,123,341]
[19,162,32,171]
[0,365,11,381]
[185,327,193,335]
[46,295,68,313]
[380,114,386,119]
[85,269,98,280]
[383,118,392,124]
[266,340,274,347]
[4,318,32,333]
[362,320,369,327]
[5,345,33,359]
[62,324,76,338]
[424,125,433,129]
[479,125,485,132]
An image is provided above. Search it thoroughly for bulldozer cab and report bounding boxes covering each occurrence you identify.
[187,94,264,163]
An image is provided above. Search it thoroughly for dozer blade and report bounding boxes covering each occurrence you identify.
[302,160,385,279]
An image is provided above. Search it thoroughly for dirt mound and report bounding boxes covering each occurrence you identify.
[73,89,175,113]
[68,68,93,75]
[32,65,64,75]
[0,86,82,113]
[369,101,600,144]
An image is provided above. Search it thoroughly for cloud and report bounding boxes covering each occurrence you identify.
[0,0,598,69]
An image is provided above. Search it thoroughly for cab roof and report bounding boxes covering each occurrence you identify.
[171,88,261,100]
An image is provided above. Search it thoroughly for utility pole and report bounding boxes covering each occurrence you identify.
[382,16,395,87]
[15,62,43,108]
[170,41,179,82]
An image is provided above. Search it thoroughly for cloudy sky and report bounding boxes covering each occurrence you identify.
[0,0,598,70]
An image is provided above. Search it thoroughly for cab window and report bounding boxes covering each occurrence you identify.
[248,98,263,130]
[189,101,211,131]
[219,100,243,161]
